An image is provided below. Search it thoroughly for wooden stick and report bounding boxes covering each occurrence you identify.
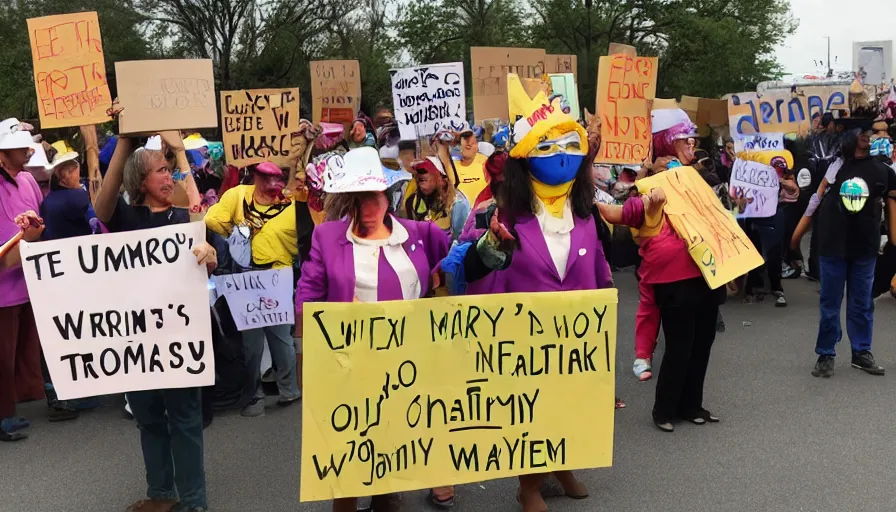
[0,231,24,262]
[79,125,102,203]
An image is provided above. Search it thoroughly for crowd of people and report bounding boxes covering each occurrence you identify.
[2,80,896,512]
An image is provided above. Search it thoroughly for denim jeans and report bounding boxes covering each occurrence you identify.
[815,256,876,357]
[241,323,299,404]
[127,387,207,508]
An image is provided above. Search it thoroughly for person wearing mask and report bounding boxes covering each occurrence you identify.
[205,161,304,416]
[451,123,488,201]
[0,119,48,441]
[811,126,896,378]
[295,147,450,512]
[404,156,471,242]
[93,130,217,512]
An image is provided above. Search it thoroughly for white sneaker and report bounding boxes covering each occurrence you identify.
[633,358,652,381]
[124,400,133,419]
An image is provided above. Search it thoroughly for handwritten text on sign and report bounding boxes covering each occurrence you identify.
[220,88,300,168]
[391,63,467,140]
[19,222,214,400]
[596,55,658,164]
[733,132,783,153]
[728,87,847,136]
[26,12,112,129]
[213,268,295,331]
[311,60,362,126]
[300,290,618,501]
[637,167,763,289]
[730,159,780,219]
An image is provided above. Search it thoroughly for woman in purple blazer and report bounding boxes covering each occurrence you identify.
[294,147,450,512]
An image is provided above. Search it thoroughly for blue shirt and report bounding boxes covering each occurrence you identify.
[40,188,95,240]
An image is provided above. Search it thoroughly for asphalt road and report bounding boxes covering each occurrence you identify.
[4,272,896,512]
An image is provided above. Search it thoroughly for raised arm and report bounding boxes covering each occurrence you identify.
[93,137,134,223]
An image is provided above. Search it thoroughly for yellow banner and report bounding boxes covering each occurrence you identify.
[636,167,763,289]
[300,290,618,501]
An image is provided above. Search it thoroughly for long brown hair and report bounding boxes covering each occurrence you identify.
[408,173,455,220]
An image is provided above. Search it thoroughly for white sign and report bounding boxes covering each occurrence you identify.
[19,222,214,400]
[730,159,780,218]
[391,62,466,140]
[734,132,784,153]
[213,268,295,331]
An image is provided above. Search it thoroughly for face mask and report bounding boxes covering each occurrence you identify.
[528,153,584,185]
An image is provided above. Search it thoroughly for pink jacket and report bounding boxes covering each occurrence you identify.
[620,197,701,285]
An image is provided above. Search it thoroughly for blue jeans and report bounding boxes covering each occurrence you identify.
[815,256,876,357]
[127,387,207,508]
[241,323,299,404]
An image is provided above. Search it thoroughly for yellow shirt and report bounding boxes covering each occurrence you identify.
[205,185,297,269]
[453,154,488,202]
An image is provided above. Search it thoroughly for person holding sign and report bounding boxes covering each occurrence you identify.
[94,129,218,512]
[458,77,607,512]
[205,160,305,416]
[296,146,451,512]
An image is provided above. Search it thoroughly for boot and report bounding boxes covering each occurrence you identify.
[517,474,548,512]
[552,470,588,499]
[331,497,358,512]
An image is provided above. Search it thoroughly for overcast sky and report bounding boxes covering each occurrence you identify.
[775,0,896,76]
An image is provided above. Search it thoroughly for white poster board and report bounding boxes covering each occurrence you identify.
[731,159,780,219]
[734,132,784,153]
[19,222,214,400]
[213,268,295,331]
[391,62,466,140]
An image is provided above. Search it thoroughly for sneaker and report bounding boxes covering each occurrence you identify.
[632,359,652,381]
[773,291,787,307]
[812,355,835,378]
[0,416,31,433]
[48,403,79,422]
[124,399,134,419]
[240,397,265,417]
[277,393,302,407]
[851,351,885,375]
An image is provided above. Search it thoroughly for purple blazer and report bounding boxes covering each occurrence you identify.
[467,212,613,295]
[296,217,450,316]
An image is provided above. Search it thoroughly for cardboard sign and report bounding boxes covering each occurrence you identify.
[549,73,581,121]
[697,98,728,127]
[680,95,700,123]
[310,60,362,127]
[727,86,848,136]
[733,132,783,153]
[546,54,578,79]
[596,54,658,164]
[115,59,217,134]
[220,88,300,168]
[19,222,214,400]
[607,42,637,57]
[390,63,466,140]
[471,47,547,122]
[27,12,112,128]
[300,289,618,501]
[213,268,295,331]
[636,167,763,289]
[730,159,780,219]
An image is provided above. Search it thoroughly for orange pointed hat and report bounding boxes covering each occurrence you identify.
[507,73,588,159]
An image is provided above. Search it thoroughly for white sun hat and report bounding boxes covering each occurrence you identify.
[46,151,80,171]
[24,144,49,171]
[0,118,35,150]
[323,146,388,193]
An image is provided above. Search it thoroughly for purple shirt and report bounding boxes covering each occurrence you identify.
[0,171,43,307]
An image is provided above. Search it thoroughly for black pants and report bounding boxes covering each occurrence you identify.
[652,278,722,419]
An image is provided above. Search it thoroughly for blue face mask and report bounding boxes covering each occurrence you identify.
[527,154,584,186]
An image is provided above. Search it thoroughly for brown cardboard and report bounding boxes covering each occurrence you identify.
[596,54,659,164]
[220,88,300,168]
[27,12,112,128]
[115,59,217,134]
[680,95,700,122]
[607,42,637,58]
[310,60,361,127]
[652,98,679,110]
[546,54,578,80]
[697,98,728,127]
[471,47,547,122]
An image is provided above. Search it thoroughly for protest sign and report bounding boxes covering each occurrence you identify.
[680,95,700,123]
[727,86,848,136]
[19,222,214,400]
[390,63,466,140]
[115,59,217,134]
[733,132,783,153]
[310,60,362,127]
[637,167,763,289]
[730,159,780,219]
[607,42,637,57]
[471,47,547,122]
[549,73,581,121]
[596,54,658,164]
[213,268,295,331]
[27,12,112,128]
[300,289,618,501]
[546,54,578,79]
[220,88,300,168]
[697,98,728,128]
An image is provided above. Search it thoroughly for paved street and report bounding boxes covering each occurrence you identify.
[4,271,896,512]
